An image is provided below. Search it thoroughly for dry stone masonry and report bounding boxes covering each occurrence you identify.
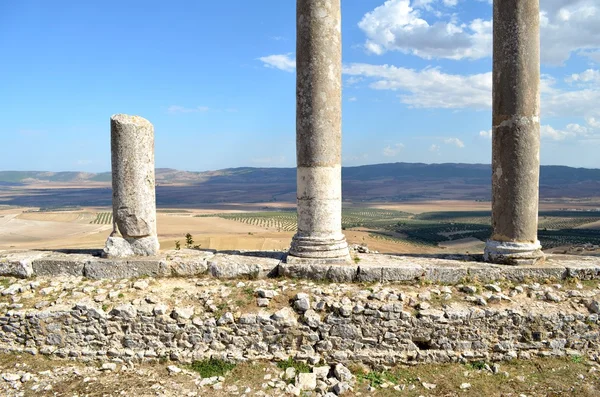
[104,114,160,258]
[289,0,350,263]
[485,0,544,266]
[0,274,598,370]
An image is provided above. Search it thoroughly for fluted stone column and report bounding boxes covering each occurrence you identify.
[484,0,544,265]
[288,0,350,262]
[104,114,159,257]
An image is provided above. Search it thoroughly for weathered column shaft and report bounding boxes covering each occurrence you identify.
[485,0,543,265]
[104,114,159,257]
[289,0,349,261]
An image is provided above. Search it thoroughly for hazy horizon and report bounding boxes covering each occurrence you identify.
[2,161,600,176]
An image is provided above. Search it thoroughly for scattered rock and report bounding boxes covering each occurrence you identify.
[586,300,600,314]
[256,289,277,299]
[461,286,477,294]
[256,298,270,307]
[101,363,117,372]
[485,284,502,293]
[545,291,562,303]
[2,373,21,382]
[294,293,311,312]
[334,364,352,382]
[313,366,330,380]
[171,306,194,321]
[133,280,149,290]
[272,307,298,327]
[297,373,317,391]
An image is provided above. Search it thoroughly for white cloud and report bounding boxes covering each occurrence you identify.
[541,125,574,141]
[345,76,364,86]
[348,97,358,102]
[358,0,600,64]
[540,0,600,64]
[566,69,600,84]
[358,0,491,60]
[587,117,600,128]
[258,54,296,72]
[540,120,598,141]
[429,144,440,152]
[167,105,209,114]
[444,137,464,148]
[343,63,491,109]
[479,129,492,139]
[383,143,405,157]
[343,62,600,119]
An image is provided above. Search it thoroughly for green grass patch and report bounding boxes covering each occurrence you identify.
[189,358,236,378]
[357,371,399,388]
[276,358,311,374]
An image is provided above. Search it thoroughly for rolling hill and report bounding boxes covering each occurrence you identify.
[0,163,599,207]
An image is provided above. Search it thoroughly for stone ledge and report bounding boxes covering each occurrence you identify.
[0,249,599,283]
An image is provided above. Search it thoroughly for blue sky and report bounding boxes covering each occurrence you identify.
[1,0,599,172]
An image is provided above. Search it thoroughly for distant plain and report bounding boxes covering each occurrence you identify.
[1,163,599,255]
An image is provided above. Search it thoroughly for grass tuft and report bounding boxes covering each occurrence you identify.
[189,358,236,378]
[276,358,311,374]
[357,370,399,388]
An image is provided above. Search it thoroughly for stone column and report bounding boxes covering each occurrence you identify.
[104,114,160,257]
[484,0,544,265]
[288,0,350,262]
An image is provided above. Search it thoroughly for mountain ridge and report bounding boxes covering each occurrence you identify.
[2,162,599,185]
[1,163,599,205]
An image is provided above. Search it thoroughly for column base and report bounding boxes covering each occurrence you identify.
[103,236,160,258]
[288,234,351,263]
[484,240,545,266]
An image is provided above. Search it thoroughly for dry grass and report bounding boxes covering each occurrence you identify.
[354,357,600,396]
[0,352,596,397]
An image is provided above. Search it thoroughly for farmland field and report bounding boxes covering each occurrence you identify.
[1,203,599,254]
[90,212,113,225]
[205,208,600,252]
[197,209,413,232]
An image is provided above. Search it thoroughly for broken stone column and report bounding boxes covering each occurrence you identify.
[288,0,350,262]
[104,114,159,257]
[484,0,544,265]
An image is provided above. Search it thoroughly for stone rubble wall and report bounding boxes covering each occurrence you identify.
[0,296,598,367]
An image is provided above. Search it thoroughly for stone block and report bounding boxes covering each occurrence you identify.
[0,251,48,278]
[382,264,425,282]
[356,265,382,282]
[424,266,468,284]
[84,259,163,279]
[33,258,86,277]
[209,253,282,279]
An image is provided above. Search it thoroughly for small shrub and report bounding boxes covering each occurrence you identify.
[189,358,236,378]
[185,233,194,249]
[467,361,487,370]
[353,256,361,264]
[571,355,583,364]
[175,241,181,250]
